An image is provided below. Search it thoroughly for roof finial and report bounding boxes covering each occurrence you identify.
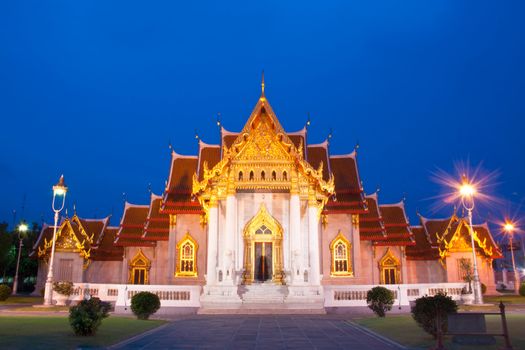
[73,203,77,216]
[261,70,265,98]
[327,128,333,145]
[194,129,200,142]
[305,113,311,130]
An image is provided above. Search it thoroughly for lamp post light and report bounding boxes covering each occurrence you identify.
[43,175,68,306]
[459,174,484,304]
[12,222,29,295]
[503,221,519,294]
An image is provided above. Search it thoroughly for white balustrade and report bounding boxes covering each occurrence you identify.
[324,283,468,307]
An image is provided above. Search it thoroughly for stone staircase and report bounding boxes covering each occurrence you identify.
[239,283,288,304]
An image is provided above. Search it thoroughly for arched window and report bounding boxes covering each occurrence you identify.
[128,249,151,284]
[238,171,243,181]
[379,249,401,284]
[329,231,353,276]
[261,170,265,180]
[283,171,287,181]
[272,171,277,180]
[249,171,254,181]
[175,232,198,277]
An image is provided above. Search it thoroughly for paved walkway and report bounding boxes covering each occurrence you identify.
[111,315,404,350]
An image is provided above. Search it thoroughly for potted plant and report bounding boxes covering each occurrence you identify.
[459,259,474,304]
[53,281,74,306]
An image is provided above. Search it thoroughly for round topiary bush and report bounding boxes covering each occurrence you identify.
[481,283,487,295]
[366,286,395,317]
[519,283,525,297]
[69,297,111,336]
[0,285,12,301]
[131,292,160,320]
[411,292,458,338]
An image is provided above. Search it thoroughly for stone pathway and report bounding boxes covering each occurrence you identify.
[111,315,404,349]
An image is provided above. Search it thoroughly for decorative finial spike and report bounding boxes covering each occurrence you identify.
[73,203,77,216]
[306,113,311,129]
[261,70,265,97]
[216,112,221,127]
[194,129,200,142]
[148,183,152,195]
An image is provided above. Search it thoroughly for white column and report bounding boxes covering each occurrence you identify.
[308,203,321,285]
[167,215,177,283]
[401,247,408,284]
[351,214,362,278]
[223,195,237,283]
[206,205,219,286]
[290,194,303,284]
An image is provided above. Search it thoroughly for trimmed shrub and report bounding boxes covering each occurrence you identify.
[131,292,160,320]
[481,283,487,295]
[0,285,11,301]
[69,297,111,336]
[366,286,395,317]
[519,283,525,296]
[411,292,458,338]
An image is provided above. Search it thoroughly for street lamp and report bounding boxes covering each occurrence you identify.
[43,175,68,306]
[503,221,519,294]
[459,174,484,304]
[12,222,29,295]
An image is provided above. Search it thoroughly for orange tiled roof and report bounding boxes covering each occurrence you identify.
[359,194,386,240]
[143,194,170,241]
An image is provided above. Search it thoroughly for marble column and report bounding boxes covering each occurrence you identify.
[308,202,321,285]
[223,194,237,283]
[289,194,302,284]
[167,214,177,283]
[351,214,362,279]
[206,204,219,286]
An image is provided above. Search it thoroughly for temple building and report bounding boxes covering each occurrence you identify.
[32,79,502,309]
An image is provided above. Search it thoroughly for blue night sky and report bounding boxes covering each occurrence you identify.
[1,2,524,234]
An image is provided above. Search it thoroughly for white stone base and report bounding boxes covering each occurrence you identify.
[200,285,243,308]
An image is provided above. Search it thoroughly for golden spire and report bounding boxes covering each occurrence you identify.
[260,70,265,99]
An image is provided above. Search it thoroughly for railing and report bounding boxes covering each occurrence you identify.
[324,283,467,307]
[55,283,202,308]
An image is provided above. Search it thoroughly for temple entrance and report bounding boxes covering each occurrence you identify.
[254,242,273,282]
[242,204,284,285]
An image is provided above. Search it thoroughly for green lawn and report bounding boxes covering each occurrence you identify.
[0,316,166,349]
[0,296,43,305]
[356,314,525,350]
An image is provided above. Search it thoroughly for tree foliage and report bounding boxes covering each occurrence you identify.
[366,286,395,317]
[131,292,161,320]
[411,292,458,338]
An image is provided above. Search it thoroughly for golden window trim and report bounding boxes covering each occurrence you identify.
[329,230,353,277]
[175,232,198,277]
[128,248,151,284]
[378,248,401,284]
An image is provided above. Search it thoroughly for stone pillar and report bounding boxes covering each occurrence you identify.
[206,203,219,286]
[167,214,177,283]
[308,200,321,286]
[289,194,302,284]
[351,214,362,278]
[401,246,408,284]
[223,194,237,283]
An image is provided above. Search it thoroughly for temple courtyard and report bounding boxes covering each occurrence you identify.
[2,296,525,349]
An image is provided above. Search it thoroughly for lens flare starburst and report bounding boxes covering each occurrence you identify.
[429,161,501,214]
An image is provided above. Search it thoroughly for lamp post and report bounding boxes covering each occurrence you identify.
[43,175,68,306]
[12,222,29,295]
[503,221,519,294]
[459,174,483,304]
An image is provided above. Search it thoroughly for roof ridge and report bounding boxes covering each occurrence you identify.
[330,150,357,159]
[171,149,198,159]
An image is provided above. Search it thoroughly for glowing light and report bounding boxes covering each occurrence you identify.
[429,161,500,213]
[459,182,476,198]
[504,222,515,233]
[52,175,68,196]
[18,223,28,232]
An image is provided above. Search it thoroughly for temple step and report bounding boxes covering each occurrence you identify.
[240,283,287,303]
